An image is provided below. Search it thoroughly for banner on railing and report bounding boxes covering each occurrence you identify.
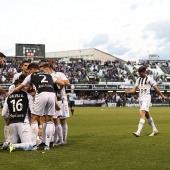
[66,84,170,91]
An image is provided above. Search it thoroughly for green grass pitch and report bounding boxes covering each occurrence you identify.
[0,107,170,170]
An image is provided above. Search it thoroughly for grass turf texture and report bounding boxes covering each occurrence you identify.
[0,107,170,170]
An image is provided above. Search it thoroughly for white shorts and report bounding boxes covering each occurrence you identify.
[53,101,62,119]
[33,92,55,116]
[9,123,31,144]
[139,100,150,112]
[59,100,70,119]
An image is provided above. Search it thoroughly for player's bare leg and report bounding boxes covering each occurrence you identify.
[60,118,68,144]
[145,111,158,136]
[133,110,145,137]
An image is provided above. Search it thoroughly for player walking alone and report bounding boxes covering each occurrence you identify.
[125,66,165,137]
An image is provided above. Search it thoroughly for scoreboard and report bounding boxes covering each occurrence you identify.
[16,44,45,58]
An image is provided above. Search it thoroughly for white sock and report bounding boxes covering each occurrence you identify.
[42,122,47,143]
[148,117,157,131]
[4,125,10,142]
[137,118,145,134]
[62,123,68,143]
[31,122,38,146]
[54,124,63,143]
[36,136,42,145]
[45,122,54,147]
[13,143,30,149]
[50,123,55,143]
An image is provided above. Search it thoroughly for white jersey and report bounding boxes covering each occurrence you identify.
[51,71,70,119]
[8,84,15,94]
[135,75,157,100]
[12,72,22,83]
[51,72,68,100]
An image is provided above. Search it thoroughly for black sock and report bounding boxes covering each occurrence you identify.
[71,109,74,115]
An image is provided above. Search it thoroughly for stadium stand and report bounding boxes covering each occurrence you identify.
[1,57,170,85]
[0,58,134,84]
[0,57,170,107]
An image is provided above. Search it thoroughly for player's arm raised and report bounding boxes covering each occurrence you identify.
[53,74,70,86]
[153,85,165,102]
[0,86,8,97]
[14,75,31,92]
[14,84,25,92]
[62,80,70,86]
[124,86,138,94]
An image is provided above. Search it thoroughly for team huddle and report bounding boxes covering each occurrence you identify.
[1,61,71,152]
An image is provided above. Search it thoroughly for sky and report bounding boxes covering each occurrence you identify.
[1,0,170,61]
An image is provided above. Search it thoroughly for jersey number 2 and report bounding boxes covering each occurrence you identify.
[40,75,48,83]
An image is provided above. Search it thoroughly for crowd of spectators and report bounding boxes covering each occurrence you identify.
[1,57,170,85]
[101,60,132,83]
[74,91,170,106]
[0,57,133,85]
[127,60,169,84]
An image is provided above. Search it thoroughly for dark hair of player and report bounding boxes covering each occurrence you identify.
[28,63,40,70]
[0,52,6,58]
[18,74,26,81]
[21,60,30,66]
[138,66,147,73]
[39,62,46,68]
[48,62,54,70]
[41,62,50,68]
[14,79,23,86]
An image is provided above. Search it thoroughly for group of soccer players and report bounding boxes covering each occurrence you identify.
[1,57,72,152]
[0,52,166,153]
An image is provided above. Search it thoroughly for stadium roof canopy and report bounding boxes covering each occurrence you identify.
[46,48,126,63]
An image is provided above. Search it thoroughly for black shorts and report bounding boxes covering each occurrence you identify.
[69,101,75,107]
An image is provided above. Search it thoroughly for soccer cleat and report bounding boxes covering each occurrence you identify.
[0,141,3,146]
[44,145,50,151]
[63,140,67,145]
[1,142,9,150]
[149,130,158,136]
[54,140,64,147]
[133,132,140,137]
[31,145,38,151]
[38,142,45,148]
[50,142,54,147]
[9,143,15,153]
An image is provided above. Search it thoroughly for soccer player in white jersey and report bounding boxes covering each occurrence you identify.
[12,60,30,83]
[2,79,34,153]
[2,74,27,148]
[125,66,165,137]
[8,61,30,94]
[14,63,65,150]
[46,62,70,145]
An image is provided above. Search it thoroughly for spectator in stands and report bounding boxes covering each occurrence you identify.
[0,52,8,96]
